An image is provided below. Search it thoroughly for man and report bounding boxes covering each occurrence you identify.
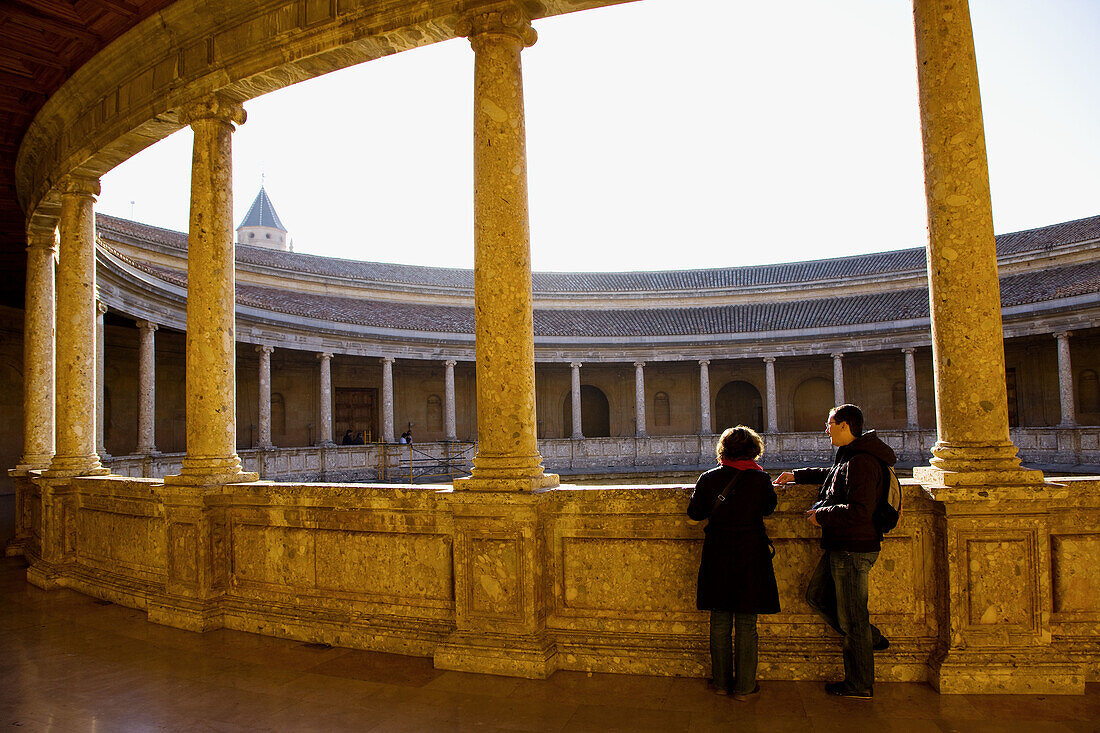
[774,403,896,699]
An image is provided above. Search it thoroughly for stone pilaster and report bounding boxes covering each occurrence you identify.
[452,5,556,491]
[903,347,919,429]
[764,357,778,434]
[256,345,274,449]
[831,352,845,406]
[165,95,256,485]
[634,361,647,438]
[698,359,711,435]
[16,225,57,471]
[318,352,333,444]
[444,360,457,441]
[45,176,107,478]
[135,320,158,454]
[911,0,1071,695]
[570,362,583,439]
[1054,333,1075,427]
[381,356,395,443]
[95,301,110,459]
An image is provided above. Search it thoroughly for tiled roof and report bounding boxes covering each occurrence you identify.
[97,213,1100,295]
[237,187,287,232]
[125,258,1100,337]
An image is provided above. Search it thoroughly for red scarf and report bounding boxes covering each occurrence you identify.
[719,458,763,471]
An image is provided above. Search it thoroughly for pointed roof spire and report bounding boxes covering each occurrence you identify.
[238,186,287,232]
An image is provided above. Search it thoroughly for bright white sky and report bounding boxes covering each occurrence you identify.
[98,0,1100,272]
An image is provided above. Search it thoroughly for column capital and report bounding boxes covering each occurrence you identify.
[902,347,916,355]
[59,174,101,198]
[445,359,457,368]
[26,226,57,253]
[255,344,274,355]
[570,361,582,369]
[96,301,108,316]
[178,95,246,128]
[763,356,776,364]
[456,4,537,47]
[136,320,158,332]
[381,355,395,364]
[1054,331,1071,341]
[831,352,844,360]
[634,361,646,369]
[698,359,710,367]
[317,351,333,360]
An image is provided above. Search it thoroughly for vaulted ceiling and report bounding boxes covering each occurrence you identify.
[0,0,175,306]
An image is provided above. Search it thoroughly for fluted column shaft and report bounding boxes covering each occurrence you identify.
[912,0,1037,485]
[444,360,457,441]
[698,360,711,435]
[764,357,778,433]
[136,321,158,453]
[454,7,555,490]
[18,228,56,470]
[256,345,273,449]
[318,352,333,444]
[570,362,583,439]
[634,362,647,437]
[47,177,106,477]
[832,353,845,406]
[903,348,919,429]
[167,96,255,485]
[1055,333,1075,427]
[381,356,395,443]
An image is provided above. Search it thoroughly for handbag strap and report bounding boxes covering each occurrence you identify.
[711,469,746,515]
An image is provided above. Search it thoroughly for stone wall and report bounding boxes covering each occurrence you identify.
[12,472,1100,690]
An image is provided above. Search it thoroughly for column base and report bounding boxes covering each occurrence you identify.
[13,456,52,473]
[26,560,65,590]
[929,649,1084,694]
[164,455,258,485]
[42,456,109,479]
[916,440,1044,487]
[434,631,559,679]
[457,452,560,491]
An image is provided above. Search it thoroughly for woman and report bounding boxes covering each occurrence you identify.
[687,425,779,700]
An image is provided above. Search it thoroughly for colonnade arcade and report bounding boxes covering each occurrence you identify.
[10,0,1100,693]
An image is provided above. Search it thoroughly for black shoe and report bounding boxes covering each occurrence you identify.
[707,679,729,696]
[873,637,890,651]
[825,681,872,698]
[732,684,760,701]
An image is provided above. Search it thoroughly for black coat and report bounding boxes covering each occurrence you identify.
[687,466,780,614]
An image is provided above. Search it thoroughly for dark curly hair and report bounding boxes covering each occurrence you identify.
[716,425,765,462]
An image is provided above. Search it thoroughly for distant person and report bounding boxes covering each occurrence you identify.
[352,431,365,445]
[687,425,779,700]
[774,404,896,699]
[405,430,413,445]
[341,429,354,445]
[399,431,408,444]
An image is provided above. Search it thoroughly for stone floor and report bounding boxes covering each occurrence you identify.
[1,495,1098,732]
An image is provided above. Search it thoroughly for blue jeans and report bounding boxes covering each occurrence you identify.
[805,550,879,693]
[709,611,758,694]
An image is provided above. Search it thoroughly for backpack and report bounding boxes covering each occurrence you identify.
[872,461,902,534]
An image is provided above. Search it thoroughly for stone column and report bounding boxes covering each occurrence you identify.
[135,320,158,454]
[318,352,333,444]
[570,362,583,439]
[95,301,110,459]
[165,95,256,485]
[903,347,919,429]
[381,356,395,443]
[1055,332,1075,426]
[911,0,1039,487]
[634,362,647,438]
[764,357,778,433]
[831,353,845,406]
[16,225,56,470]
[46,176,107,477]
[698,359,711,435]
[256,345,274,449]
[453,7,556,491]
[444,359,457,441]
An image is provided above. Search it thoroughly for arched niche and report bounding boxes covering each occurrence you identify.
[563,385,611,438]
[714,381,763,432]
[792,377,833,432]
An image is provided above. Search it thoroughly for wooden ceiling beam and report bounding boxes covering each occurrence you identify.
[3,3,103,44]
[82,0,140,18]
[0,70,49,95]
[0,45,68,71]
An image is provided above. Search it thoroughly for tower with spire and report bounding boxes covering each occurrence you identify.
[237,186,289,251]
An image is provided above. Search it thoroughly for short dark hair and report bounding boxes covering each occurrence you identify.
[716,425,765,461]
[830,404,864,437]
